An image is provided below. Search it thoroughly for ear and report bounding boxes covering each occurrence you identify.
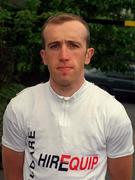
[40,49,48,65]
[85,48,94,65]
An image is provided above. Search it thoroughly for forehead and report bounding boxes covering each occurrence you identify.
[43,21,87,42]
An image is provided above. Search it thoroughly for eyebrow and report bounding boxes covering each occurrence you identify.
[47,40,81,46]
[47,41,60,46]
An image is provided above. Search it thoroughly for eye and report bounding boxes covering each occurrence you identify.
[50,44,58,49]
[48,43,60,50]
[68,42,80,49]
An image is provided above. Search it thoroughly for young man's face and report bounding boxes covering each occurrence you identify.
[40,20,94,88]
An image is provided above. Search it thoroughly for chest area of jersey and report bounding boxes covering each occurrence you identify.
[26,99,106,155]
[25,101,106,179]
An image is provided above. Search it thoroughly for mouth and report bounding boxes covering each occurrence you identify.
[57,66,73,71]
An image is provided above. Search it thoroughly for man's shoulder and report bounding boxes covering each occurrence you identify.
[86,81,123,109]
[86,81,114,101]
[10,82,49,107]
[16,82,48,97]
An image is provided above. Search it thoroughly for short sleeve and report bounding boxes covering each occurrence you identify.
[106,101,134,158]
[2,101,26,152]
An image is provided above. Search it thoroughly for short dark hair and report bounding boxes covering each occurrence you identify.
[41,13,90,49]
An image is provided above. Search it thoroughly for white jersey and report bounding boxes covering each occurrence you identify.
[2,81,134,180]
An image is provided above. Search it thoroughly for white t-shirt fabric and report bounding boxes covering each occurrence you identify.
[2,81,134,180]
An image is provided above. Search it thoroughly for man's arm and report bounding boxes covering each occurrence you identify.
[2,145,24,180]
[107,155,133,180]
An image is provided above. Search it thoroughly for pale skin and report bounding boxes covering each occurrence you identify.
[2,20,133,180]
[40,21,94,97]
[2,146,24,180]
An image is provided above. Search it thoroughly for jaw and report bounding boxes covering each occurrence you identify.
[49,69,85,96]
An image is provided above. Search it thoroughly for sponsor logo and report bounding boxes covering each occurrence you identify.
[28,130,99,179]
[38,153,99,171]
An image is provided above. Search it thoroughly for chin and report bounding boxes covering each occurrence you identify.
[58,80,72,87]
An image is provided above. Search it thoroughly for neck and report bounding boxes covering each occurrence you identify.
[49,78,85,97]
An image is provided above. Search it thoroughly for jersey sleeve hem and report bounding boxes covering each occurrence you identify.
[2,137,25,152]
[107,147,134,159]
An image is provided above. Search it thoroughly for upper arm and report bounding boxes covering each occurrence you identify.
[2,145,24,180]
[107,155,133,180]
[106,101,134,179]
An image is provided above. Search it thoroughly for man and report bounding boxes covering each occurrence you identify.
[2,13,134,180]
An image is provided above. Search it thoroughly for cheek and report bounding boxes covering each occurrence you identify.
[74,59,85,72]
[45,53,56,65]
[47,60,58,75]
[47,63,55,72]
[77,53,87,65]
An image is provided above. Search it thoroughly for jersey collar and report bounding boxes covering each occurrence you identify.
[48,80,90,101]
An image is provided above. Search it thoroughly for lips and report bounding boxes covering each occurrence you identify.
[57,66,73,70]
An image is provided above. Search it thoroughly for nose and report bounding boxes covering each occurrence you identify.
[59,45,69,62]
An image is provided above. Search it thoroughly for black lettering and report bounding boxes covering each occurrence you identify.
[58,162,68,171]
[30,160,35,170]
[49,155,59,169]
[30,151,35,156]
[28,131,35,139]
[30,171,34,178]
[46,155,51,167]
[28,141,35,149]
[38,154,47,167]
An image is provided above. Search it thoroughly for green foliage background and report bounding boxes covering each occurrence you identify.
[0,0,135,137]
[1,0,135,84]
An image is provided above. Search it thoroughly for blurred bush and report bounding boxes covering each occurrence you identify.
[0,83,25,138]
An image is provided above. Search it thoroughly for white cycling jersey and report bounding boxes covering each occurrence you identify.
[2,81,134,180]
